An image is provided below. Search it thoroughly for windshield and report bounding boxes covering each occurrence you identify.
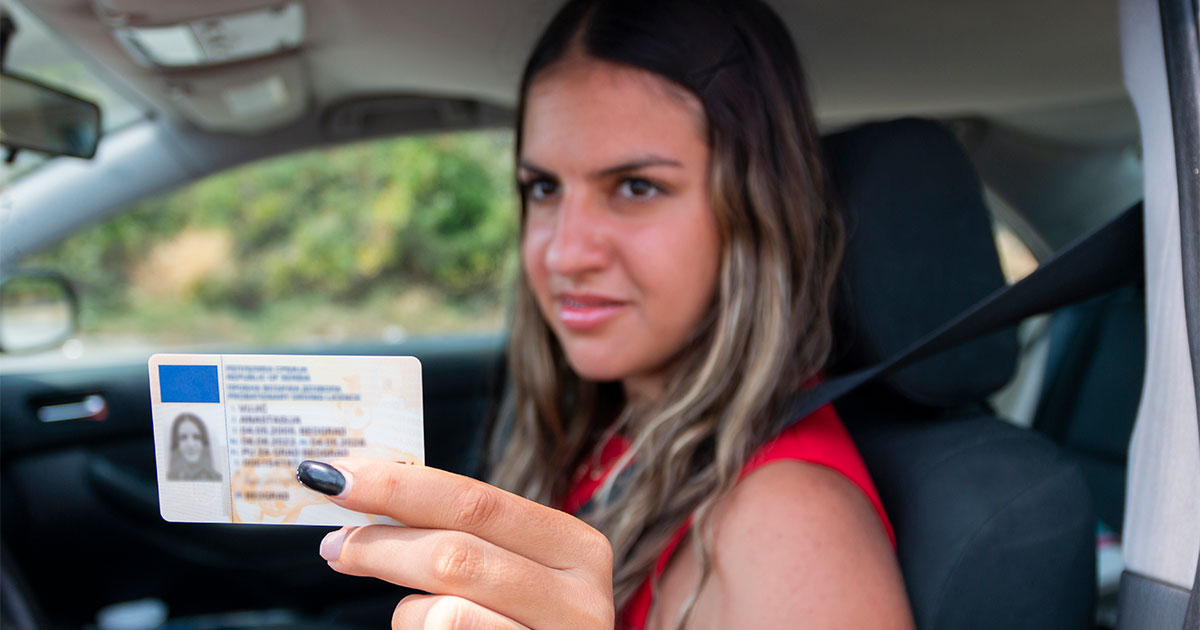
[0,0,147,185]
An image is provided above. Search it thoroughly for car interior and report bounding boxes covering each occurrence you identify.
[0,1,1197,629]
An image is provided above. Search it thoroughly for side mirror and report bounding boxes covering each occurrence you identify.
[0,271,78,353]
[0,72,101,159]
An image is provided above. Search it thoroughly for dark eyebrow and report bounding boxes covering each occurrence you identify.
[517,156,683,179]
[593,157,683,178]
[517,160,553,178]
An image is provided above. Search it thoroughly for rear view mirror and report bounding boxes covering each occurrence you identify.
[0,72,101,159]
[0,271,78,353]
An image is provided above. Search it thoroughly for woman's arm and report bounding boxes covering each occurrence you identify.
[649,460,914,630]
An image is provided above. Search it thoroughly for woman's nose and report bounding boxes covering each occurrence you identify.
[544,191,611,276]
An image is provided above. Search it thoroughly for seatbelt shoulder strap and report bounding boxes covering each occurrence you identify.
[771,203,1144,436]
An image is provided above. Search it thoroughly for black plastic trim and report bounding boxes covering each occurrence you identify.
[1118,570,1191,629]
[320,95,513,142]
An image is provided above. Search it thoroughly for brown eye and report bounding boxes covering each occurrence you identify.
[618,177,661,200]
[523,178,559,201]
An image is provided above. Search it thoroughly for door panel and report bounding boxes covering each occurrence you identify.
[0,334,506,628]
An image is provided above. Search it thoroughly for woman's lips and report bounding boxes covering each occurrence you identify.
[556,294,628,331]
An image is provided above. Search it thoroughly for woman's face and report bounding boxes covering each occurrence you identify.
[177,419,205,464]
[520,57,722,401]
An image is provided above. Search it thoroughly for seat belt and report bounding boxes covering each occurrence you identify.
[770,202,1144,436]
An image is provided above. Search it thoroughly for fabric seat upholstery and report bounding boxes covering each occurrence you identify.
[822,118,1097,630]
[1034,284,1145,534]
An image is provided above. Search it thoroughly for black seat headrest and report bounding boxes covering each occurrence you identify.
[824,118,1018,408]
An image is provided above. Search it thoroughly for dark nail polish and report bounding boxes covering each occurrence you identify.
[297,460,345,496]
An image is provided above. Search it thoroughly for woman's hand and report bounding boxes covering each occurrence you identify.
[296,459,615,629]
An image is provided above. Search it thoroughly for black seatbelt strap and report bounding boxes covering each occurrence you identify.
[770,202,1144,437]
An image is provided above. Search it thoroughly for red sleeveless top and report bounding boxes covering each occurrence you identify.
[562,403,896,630]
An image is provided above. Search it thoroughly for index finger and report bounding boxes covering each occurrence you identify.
[296,458,612,571]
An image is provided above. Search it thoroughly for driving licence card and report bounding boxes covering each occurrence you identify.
[148,354,423,526]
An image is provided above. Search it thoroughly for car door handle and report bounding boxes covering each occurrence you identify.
[36,394,108,422]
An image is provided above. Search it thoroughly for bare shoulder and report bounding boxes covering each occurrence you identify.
[721,459,891,551]
[650,461,915,630]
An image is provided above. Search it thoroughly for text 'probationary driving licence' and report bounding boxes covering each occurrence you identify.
[148,354,423,526]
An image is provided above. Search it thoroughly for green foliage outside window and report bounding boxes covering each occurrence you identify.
[29,130,519,348]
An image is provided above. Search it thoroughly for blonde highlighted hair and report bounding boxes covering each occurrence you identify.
[489,0,844,621]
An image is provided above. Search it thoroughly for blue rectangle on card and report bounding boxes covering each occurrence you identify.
[159,365,220,403]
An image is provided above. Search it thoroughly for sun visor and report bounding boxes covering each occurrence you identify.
[159,56,310,133]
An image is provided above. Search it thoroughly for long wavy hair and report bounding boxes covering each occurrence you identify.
[489,0,843,621]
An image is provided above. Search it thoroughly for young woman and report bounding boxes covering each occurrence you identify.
[166,412,221,482]
[295,0,914,627]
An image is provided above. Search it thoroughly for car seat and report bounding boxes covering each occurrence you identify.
[822,118,1097,630]
[1033,283,1145,534]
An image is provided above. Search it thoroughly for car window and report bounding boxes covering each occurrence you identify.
[984,190,1052,427]
[983,188,1046,284]
[993,220,1039,284]
[8,129,518,367]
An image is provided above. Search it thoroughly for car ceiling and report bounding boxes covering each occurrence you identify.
[11,0,1133,145]
[2,0,1142,260]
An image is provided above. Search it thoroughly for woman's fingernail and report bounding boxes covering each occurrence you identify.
[297,460,350,497]
[320,527,351,563]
